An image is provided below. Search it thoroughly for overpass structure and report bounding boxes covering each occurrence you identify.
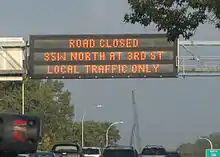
[0,37,219,114]
[0,37,219,149]
[0,38,220,79]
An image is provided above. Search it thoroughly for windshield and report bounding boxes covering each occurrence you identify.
[168,152,180,157]
[83,148,100,154]
[36,153,54,157]
[18,155,29,157]
[18,154,36,157]
[52,145,78,152]
[103,149,135,157]
[142,148,167,155]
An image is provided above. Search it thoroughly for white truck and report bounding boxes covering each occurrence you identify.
[82,147,102,157]
[141,145,167,157]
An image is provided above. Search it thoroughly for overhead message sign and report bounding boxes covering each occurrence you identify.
[28,34,178,79]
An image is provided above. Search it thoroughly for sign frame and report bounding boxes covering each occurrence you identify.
[28,34,178,79]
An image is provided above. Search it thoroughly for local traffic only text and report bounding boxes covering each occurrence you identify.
[42,64,171,74]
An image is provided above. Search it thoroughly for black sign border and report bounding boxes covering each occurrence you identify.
[28,34,178,79]
[30,33,172,39]
[27,73,178,79]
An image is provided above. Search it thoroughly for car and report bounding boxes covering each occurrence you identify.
[36,151,56,157]
[82,147,102,157]
[51,142,84,157]
[167,151,180,157]
[141,145,167,157]
[18,152,55,157]
[18,154,36,157]
[102,145,138,157]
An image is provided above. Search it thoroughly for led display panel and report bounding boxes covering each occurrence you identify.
[28,34,178,79]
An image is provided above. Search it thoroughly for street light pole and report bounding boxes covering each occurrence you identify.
[199,136,213,149]
[105,121,124,147]
[81,111,86,148]
[81,104,102,147]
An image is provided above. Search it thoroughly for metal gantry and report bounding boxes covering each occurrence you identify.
[178,40,220,77]
[0,37,26,114]
[2,39,220,79]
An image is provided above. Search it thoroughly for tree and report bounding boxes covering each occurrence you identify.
[0,78,121,150]
[83,121,121,147]
[0,78,74,150]
[124,0,220,41]
[177,143,195,157]
[177,132,220,157]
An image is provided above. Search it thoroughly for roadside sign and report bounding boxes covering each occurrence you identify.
[206,149,220,157]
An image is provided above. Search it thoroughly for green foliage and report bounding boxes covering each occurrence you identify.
[0,78,121,150]
[177,133,220,157]
[76,121,120,148]
[124,0,220,41]
[177,143,195,157]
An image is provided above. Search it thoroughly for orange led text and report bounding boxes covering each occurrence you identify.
[69,38,139,48]
[128,51,164,60]
[46,64,160,74]
[43,51,166,61]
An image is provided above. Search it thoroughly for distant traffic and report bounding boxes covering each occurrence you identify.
[18,142,180,157]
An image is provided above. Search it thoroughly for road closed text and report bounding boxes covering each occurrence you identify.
[34,64,174,75]
[69,38,139,48]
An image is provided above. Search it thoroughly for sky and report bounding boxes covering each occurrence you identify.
[1,0,220,151]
